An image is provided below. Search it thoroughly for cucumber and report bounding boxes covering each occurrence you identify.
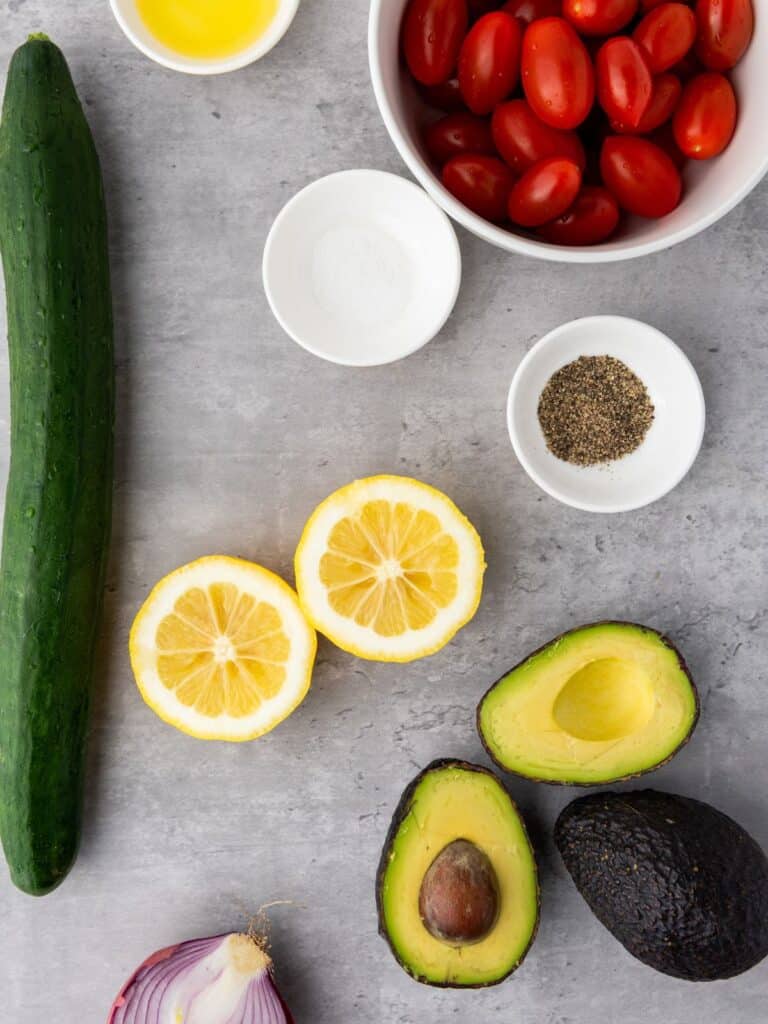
[0,37,114,895]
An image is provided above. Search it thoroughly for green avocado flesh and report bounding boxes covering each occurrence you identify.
[556,790,768,980]
[376,760,539,987]
[477,622,698,784]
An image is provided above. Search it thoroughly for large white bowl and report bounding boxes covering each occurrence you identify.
[369,0,768,262]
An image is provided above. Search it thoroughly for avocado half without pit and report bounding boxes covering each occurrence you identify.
[376,759,539,987]
[477,622,699,785]
[556,789,768,981]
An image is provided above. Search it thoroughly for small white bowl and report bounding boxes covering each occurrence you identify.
[262,169,461,367]
[369,0,768,262]
[110,0,300,74]
[507,316,705,513]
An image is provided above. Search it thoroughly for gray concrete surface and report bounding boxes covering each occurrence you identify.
[1,1,767,1021]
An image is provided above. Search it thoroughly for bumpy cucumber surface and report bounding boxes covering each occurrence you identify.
[0,37,114,895]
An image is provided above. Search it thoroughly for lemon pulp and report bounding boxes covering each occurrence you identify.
[136,0,279,60]
[294,476,485,662]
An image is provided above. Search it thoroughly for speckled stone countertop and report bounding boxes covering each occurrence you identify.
[1,2,767,1021]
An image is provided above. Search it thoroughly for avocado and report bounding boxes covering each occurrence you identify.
[477,621,698,785]
[556,789,768,981]
[376,759,539,987]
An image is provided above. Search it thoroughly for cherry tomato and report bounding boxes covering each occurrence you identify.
[502,0,562,23]
[521,18,596,130]
[611,72,681,132]
[672,50,705,81]
[596,37,653,128]
[537,185,620,243]
[425,112,496,163]
[649,122,688,167]
[640,0,686,9]
[563,0,638,37]
[673,71,736,158]
[507,157,582,225]
[492,99,587,173]
[600,135,682,216]
[633,3,697,73]
[418,78,467,111]
[442,154,516,220]
[468,0,504,17]
[695,0,754,71]
[458,12,522,114]
[403,0,469,86]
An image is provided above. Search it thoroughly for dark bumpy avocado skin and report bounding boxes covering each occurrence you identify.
[556,790,768,981]
[376,759,540,988]
[477,621,700,786]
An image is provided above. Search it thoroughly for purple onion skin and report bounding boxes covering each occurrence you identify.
[107,934,295,1024]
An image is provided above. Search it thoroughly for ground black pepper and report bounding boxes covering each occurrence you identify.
[537,355,655,466]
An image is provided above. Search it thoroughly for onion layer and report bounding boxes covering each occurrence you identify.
[108,933,294,1024]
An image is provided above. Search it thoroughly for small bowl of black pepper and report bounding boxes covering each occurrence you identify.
[507,316,705,514]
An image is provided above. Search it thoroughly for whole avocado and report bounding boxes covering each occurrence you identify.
[555,789,768,981]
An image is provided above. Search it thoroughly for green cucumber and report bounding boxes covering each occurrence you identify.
[0,37,114,895]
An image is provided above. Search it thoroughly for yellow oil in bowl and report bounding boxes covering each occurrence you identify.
[136,0,280,60]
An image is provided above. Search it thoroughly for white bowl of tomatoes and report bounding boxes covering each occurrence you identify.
[368,0,766,261]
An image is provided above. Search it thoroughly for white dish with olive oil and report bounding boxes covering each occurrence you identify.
[110,0,300,74]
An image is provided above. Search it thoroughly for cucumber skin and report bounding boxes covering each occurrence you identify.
[0,39,114,895]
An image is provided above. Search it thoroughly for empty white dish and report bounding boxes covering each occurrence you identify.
[507,316,705,513]
[262,169,461,366]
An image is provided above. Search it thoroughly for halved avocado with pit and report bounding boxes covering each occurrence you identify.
[477,622,699,785]
[376,759,539,987]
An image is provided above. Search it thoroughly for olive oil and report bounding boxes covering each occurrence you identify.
[136,0,280,60]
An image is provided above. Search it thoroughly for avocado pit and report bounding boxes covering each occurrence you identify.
[418,839,500,945]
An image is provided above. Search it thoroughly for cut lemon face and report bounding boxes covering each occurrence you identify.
[129,556,316,741]
[295,476,485,662]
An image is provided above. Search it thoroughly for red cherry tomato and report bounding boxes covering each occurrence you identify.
[492,99,587,172]
[458,12,522,114]
[403,0,469,86]
[633,3,697,73]
[425,112,496,163]
[507,157,582,226]
[502,0,562,23]
[649,122,688,167]
[612,72,681,132]
[695,0,753,71]
[442,154,516,220]
[672,50,705,81]
[521,18,596,130]
[640,0,684,9]
[563,0,638,37]
[600,135,682,216]
[673,71,737,158]
[418,78,467,111]
[468,0,504,17]
[537,185,620,243]
[596,37,653,128]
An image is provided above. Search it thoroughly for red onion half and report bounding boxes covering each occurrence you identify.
[108,933,294,1023]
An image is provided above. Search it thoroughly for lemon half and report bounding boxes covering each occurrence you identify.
[295,476,485,662]
[129,556,316,741]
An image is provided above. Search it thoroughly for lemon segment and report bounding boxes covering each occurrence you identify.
[129,556,316,741]
[295,476,485,662]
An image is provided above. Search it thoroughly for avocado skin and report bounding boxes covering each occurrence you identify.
[477,621,700,786]
[556,789,768,981]
[376,758,540,988]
